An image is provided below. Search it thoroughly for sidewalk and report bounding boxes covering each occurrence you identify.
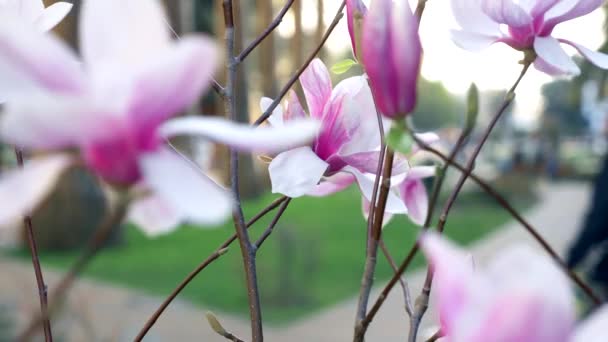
[0,182,591,341]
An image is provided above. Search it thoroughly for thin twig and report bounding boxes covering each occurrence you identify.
[14,148,53,342]
[18,197,128,341]
[379,240,413,316]
[254,198,292,250]
[135,196,288,340]
[237,0,296,63]
[253,1,346,126]
[223,1,264,340]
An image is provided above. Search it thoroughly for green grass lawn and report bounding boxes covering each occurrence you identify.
[9,187,532,324]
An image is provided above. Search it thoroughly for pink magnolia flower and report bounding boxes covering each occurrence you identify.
[451,0,608,75]
[346,0,367,60]
[421,232,608,342]
[0,0,319,235]
[362,0,422,118]
[264,58,407,214]
[0,0,72,32]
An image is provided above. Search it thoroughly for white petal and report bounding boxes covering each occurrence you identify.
[260,96,284,127]
[344,166,407,214]
[35,2,72,32]
[559,39,608,69]
[450,30,500,52]
[268,147,329,198]
[0,154,72,227]
[160,116,320,154]
[128,194,182,237]
[80,0,169,66]
[534,36,580,76]
[139,148,233,226]
[306,172,355,197]
[451,0,502,35]
[0,92,113,149]
[572,306,608,342]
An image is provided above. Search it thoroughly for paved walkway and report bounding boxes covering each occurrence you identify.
[0,182,592,341]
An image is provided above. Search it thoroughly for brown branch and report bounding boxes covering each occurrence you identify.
[223,2,264,339]
[14,149,53,341]
[134,196,288,340]
[18,197,128,341]
[379,240,413,316]
[253,1,346,126]
[425,329,443,342]
[254,198,292,250]
[237,0,296,63]
[354,148,395,342]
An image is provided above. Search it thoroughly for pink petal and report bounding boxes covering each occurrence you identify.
[533,36,580,75]
[572,305,608,342]
[128,194,182,237]
[334,77,386,155]
[306,172,355,197]
[420,233,477,336]
[300,58,332,119]
[474,246,575,342]
[128,36,218,136]
[260,97,285,127]
[268,147,329,198]
[80,0,169,66]
[340,151,383,174]
[559,39,608,69]
[401,178,428,226]
[481,0,532,27]
[139,148,233,226]
[0,19,84,98]
[0,154,73,227]
[285,89,307,121]
[451,0,502,36]
[0,92,114,149]
[160,116,320,154]
[35,2,72,31]
[346,0,367,57]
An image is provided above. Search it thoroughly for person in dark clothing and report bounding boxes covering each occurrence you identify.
[567,155,608,298]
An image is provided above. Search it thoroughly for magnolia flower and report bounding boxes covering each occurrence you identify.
[346,0,367,60]
[0,0,318,236]
[363,133,439,226]
[362,0,422,118]
[264,58,407,214]
[451,0,608,75]
[421,233,608,342]
[0,0,72,32]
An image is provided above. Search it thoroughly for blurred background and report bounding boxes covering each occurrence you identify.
[2,0,608,340]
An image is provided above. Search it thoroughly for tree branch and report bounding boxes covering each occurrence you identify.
[223,1,263,339]
[14,148,53,341]
[237,0,296,63]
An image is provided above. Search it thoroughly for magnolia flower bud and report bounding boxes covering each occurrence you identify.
[362,0,422,119]
[346,0,367,62]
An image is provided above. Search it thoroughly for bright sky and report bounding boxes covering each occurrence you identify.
[278,0,607,128]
